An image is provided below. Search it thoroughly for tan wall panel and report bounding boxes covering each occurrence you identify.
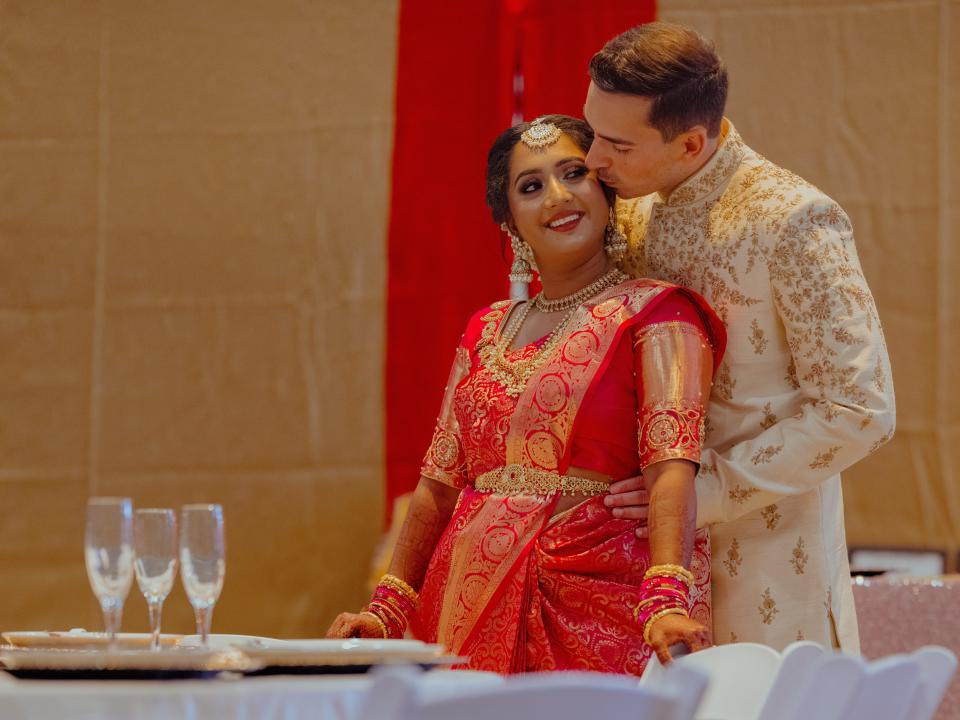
[0,144,98,308]
[0,2,100,140]
[0,1,396,635]
[661,0,958,559]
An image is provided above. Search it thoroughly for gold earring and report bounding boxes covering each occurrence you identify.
[604,207,628,260]
[501,223,537,282]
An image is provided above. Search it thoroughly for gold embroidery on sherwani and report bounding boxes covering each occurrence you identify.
[749,319,768,355]
[722,538,742,576]
[761,505,781,530]
[729,632,738,643]
[760,403,777,430]
[751,445,783,465]
[870,429,894,455]
[796,630,805,641]
[728,486,759,504]
[809,445,842,470]
[873,361,886,392]
[791,537,809,574]
[759,588,779,625]
[713,362,735,401]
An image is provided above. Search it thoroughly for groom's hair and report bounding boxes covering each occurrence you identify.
[589,22,727,141]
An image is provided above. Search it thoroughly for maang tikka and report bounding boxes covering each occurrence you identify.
[520,118,562,150]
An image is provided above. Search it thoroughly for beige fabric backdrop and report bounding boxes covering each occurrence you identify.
[0,1,398,636]
[0,0,956,636]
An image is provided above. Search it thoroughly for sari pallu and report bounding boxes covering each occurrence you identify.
[414,279,725,674]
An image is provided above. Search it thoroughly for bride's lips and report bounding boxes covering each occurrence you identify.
[545,211,585,233]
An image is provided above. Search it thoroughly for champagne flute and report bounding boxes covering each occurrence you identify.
[84,497,134,645]
[133,509,178,651]
[179,504,225,646]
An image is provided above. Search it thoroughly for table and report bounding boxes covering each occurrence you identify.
[0,669,503,719]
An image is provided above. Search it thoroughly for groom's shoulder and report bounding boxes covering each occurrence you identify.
[728,144,847,222]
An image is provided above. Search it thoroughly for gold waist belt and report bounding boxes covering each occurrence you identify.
[474,464,609,497]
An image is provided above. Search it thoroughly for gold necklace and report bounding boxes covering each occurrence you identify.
[478,268,627,396]
[533,267,628,313]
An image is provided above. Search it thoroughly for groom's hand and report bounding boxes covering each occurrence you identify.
[603,475,650,538]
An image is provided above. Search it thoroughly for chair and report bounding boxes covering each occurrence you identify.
[641,642,780,720]
[357,666,708,720]
[908,646,959,720]
[755,641,828,720]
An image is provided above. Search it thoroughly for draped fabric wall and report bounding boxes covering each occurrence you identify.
[386,0,654,508]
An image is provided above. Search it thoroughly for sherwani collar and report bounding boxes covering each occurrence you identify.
[658,118,745,207]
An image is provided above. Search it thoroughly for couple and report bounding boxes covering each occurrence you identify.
[328,22,895,674]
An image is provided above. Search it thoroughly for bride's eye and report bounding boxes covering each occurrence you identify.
[520,179,542,194]
[565,166,588,180]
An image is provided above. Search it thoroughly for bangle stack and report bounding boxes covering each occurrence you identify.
[635,563,694,645]
[364,574,419,639]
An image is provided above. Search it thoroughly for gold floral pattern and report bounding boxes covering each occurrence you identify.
[759,587,779,625]
[751,445,783,465]
[810,445,842,470]
[761,504,781,530]
[722,538,742,576]
[760,402,777,430]
[749,319,768,355]
[728,485,760,504]
[791,537,808,574]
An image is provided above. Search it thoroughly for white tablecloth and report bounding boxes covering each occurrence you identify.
[0,669,503,720]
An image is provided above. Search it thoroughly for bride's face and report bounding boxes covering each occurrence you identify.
[506,134,609,271]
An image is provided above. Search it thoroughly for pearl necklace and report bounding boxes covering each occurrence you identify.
[533,267,628,313]
[478,267,628,397]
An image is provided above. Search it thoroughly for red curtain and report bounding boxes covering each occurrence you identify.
[385,0,656,514]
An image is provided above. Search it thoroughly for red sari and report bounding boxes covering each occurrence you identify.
[414,279,725,675]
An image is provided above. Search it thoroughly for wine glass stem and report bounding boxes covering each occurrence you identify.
[102,601,123,649]
[194,605,213,645]
[148,599,164,651]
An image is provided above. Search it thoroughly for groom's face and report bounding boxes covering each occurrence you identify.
[583,82,683,199]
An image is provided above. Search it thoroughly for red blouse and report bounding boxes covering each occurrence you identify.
[421,288,718,486]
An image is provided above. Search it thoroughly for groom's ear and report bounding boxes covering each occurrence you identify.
[678,126,709,160]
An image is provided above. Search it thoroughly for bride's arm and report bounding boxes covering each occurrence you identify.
[326,475,460,639]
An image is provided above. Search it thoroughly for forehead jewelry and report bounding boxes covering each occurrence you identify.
[520,118,562,150]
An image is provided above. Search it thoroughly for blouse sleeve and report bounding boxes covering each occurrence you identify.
[419,344,472,489]
[634,293,716,471]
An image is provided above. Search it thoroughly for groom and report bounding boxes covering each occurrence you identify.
[586,22,895,651]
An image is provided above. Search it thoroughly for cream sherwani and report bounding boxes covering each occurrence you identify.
[618,120,895,651]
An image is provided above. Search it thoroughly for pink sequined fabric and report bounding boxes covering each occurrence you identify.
[853,575,960,719]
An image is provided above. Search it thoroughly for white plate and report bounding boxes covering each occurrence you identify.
[1,630,182,649]
[0,647,227,671]
[238,639,455,668]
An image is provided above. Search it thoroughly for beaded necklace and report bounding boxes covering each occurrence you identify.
[478,267,627,397]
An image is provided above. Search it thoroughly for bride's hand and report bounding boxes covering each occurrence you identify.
[647,613,711,665]
[325,612,385,639]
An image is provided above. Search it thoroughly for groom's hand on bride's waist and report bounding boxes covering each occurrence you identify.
[603,476,650,538]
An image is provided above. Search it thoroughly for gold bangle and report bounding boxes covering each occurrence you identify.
[368,600,406,631]
[381,574,420,604]
[644,564,695,585]
[643,607,689,645]
[360,610,388,639]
